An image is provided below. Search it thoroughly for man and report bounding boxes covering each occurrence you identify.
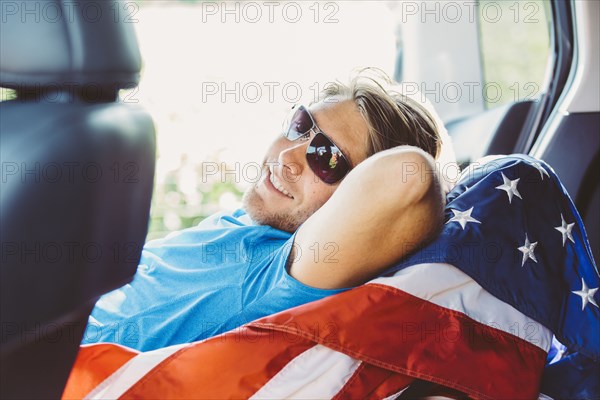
[82,69,453,351]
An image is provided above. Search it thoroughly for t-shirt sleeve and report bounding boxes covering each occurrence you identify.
[238,230,351,325]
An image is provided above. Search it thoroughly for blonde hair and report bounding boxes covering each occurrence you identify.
[318,68,442,160]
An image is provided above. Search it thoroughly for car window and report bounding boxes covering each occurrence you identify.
[121,1,398,240]
[478,0,552,108]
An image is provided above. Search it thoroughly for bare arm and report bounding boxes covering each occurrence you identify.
[289,146,445,289]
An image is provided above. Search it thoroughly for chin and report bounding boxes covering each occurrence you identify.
[242,187,304,233]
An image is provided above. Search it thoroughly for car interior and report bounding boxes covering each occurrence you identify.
[0,2,155,397]
[0,0,598,398]
[437,0,599,265]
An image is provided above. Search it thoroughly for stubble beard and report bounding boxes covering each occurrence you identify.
[242,184,314,233]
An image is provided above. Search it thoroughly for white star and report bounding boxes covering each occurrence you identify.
[446,207,481,230]
[555,214,575,246]
[532,162,550,180]
[572,278,599,310]
[518,234,538,267]
[495,173,522,204]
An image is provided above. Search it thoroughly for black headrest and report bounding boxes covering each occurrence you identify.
[0,0,141,91]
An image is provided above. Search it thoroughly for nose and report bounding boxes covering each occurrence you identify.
[278,141,306,182]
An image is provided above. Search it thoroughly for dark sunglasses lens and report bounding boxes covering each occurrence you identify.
[306,134,350,184]
[284,107,313,140]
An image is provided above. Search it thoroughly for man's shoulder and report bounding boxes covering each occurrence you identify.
[211,209,284,232]
[188,208,256,230]
[148,209,290,246]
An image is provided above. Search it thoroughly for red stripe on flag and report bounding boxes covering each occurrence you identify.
[251,283,546,399]
[120,326,315,399]
[333,362,414,400]
[62,344,138,399]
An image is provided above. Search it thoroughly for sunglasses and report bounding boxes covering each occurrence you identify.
[281,105,351,184]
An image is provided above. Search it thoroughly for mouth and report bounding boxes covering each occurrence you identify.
[266,166,294,199]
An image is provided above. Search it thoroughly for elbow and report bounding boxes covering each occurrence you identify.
[342,145,446,245]
[358,145,443,208]
[374,146,446,242]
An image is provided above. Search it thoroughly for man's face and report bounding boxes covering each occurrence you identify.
[243,97,369,232]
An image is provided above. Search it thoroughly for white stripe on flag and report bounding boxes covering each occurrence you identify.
[250,344,362,399]
[84,342,189,399]
[370,263,552,351]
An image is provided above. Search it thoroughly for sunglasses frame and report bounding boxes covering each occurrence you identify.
[282,105,352,185]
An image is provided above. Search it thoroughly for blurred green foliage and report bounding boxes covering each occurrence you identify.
[147,159,246,241]
[0,88,17,101]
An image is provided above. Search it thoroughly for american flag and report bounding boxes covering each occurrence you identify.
[63,155,598,399]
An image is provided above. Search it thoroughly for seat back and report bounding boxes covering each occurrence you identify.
[0,1,156,398]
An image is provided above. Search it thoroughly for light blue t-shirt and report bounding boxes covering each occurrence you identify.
[82,209,347,351]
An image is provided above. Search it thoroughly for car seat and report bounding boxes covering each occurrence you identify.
[0,1,156,398]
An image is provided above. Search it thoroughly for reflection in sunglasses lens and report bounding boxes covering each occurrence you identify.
[307,133,349,184]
